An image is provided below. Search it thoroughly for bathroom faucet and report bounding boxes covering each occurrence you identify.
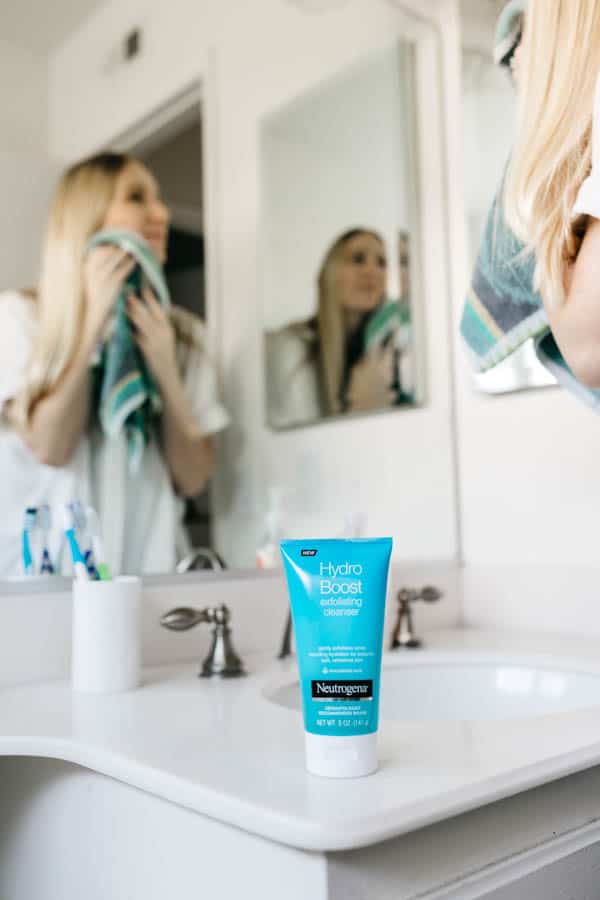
[390,586,442,649]
[176,546,227,573]
[278,610,293,660]
[160,604,245,677]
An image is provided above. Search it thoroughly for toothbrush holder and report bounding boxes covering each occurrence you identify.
[72,576,141,693]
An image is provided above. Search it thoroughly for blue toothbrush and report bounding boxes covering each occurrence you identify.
[85,505,112,581]
[63,504,89,581]
[37,505,55,575]
[22,507,37,576]
[70,501,98,579]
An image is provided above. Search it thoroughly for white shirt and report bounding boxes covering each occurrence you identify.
[0,291,230,577]
[265,324,322,428]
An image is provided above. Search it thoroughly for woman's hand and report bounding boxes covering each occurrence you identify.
[346,345,396,412]
[127,288,178,387]
[83,247,136,347]
[127,290,215,496]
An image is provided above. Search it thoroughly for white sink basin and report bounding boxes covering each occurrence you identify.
[266,656,600,721]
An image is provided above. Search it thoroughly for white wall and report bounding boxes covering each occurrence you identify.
[48,0,459,568]
[0,40,57,290]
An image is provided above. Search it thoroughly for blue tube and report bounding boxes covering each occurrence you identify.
[280,537,392,778]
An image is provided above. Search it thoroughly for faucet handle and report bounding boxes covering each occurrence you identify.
[391,585,443,650]
[417,585,443,604]
[160,607,212,631]
[397,585,442,606]
[160,604,245,678]
[396,587,416,606]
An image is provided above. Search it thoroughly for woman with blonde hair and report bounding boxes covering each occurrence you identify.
[266,228,400,428]
[0,152,229,576]
[506,0,600,324]
[462,0,600,402]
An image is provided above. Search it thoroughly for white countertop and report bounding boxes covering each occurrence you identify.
[3,627,600,852]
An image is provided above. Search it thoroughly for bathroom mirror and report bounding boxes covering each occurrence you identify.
[260,40,424,430]
[0,2,456,584]
[460,0,556,395]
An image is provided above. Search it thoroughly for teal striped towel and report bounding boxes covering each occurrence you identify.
[86,229,171,470]
[493,0,526,67]
[363,300,410,354]
[460,195,600,412]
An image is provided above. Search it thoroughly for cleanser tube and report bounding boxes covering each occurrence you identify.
[280,537,392,778]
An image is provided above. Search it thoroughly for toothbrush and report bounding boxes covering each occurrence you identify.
[37,505,55,575]
[63,504,90,581]
[85,505,112,581]
[22,507,37,576]
[70,500,98,579]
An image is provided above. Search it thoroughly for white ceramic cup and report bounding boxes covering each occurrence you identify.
[72,576,141,693]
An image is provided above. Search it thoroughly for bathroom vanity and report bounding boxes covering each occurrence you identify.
[2,575,600,900]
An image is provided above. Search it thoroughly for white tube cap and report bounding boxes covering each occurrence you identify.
[304,732,378,779]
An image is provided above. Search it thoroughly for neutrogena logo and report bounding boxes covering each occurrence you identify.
[311,679,373,700]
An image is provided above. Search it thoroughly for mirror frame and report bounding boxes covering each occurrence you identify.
[259,34,426,432]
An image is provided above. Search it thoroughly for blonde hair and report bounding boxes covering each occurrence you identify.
[504,0,600,308]
[316,228,384,415]
[16,152,132,422]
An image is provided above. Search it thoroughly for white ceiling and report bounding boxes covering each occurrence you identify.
[0,0,105,55]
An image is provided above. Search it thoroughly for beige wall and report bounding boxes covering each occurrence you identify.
[0,38,48,151]
[0,40,57,290]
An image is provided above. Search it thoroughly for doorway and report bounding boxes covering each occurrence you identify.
[117,89,215,561]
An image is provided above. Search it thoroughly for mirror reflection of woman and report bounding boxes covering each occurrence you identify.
[0,152,229,577]
[267,228,407,429]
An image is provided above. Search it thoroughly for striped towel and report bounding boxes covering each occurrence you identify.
[494,0,526,68]
[460,195,600,412]
[86,229,171,471]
